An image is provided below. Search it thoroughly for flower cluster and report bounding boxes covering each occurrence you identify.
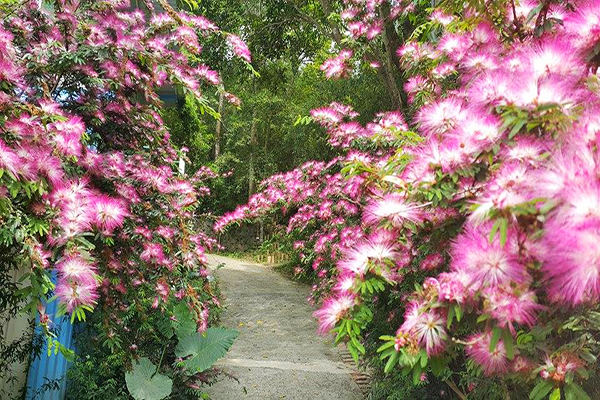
[218,0,600,397]
[1,0,248,378]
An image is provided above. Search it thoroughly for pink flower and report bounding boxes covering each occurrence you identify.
[451,223,529,290]
[337,230,397,278]
[313,293,356,334]
[0,139,21,177]
[541,222,600,306]
[363,193,422,227]
[411,310,448,356]
[227,34,251,63]
[51,116,85,157]
[55,278,99,313]
[89,195,128,233]
[465,331,509,376]
[57,255,96,285]
[482,286,541,334]
[416,97,467,137]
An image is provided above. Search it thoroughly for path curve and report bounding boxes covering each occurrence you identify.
[205,254,363,400]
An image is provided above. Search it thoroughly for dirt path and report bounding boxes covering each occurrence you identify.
[205,254,363,400]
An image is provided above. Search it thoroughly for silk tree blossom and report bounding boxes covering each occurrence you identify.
[89,194,129,233]
[363,193,422,227]
[415,310,447,356]
[57,255,97,285]
[338,230,398,278]
[227,34,251,63]
[0,140,21,177]
[314,293,356,334]
[563,0,600,52]
[451,223,529,290]
[400,308,448,356]
[320,49,353,79]
[482,286,541,334]
[541,220,600,305]
[55,278,99,313]
[416,97,467,137]
[466,331,509,376]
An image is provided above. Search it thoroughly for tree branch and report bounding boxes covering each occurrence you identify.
[444,378,467,400]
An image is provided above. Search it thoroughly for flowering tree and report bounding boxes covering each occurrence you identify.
[0,0,249,396]
[218,0,600,398]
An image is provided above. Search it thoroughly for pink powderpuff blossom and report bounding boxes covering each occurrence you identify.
[541,221,600,306]
[563,0,600,52]
[482,286,541,334]
[363,193,422,227]
[140,242,167,264]
[57,255,97,285]
[52,116,85,157]
[320,50,353,79]
[313,293,356,334]
[0,139,21,177]
[337,230,397,278]
[420,253,444,270]
[227,34,251,63]
[451,222,529,290]
[55,278,99,313]
[416,97,467,137]
[465,331,509,376]
[410,309,448,356]
[89,195,128,233]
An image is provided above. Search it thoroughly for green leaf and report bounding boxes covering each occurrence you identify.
[351,336,365,355]
[175,327,238,374]
[125,358,173,400]
[384,351,399,374]
[549,388,560,400]
[509,119,527,139]
[529,380,554,400]
[499,218,508,246]
[489,327,502,353]
[502,330,514,360]
[564,383,591,400]
[172,303,196,340]
[347,341,359,363]
[455,305,463,322]
[447,304,455,329]
[377,341,395,352]
[489,218,502,243]
[412,364,422,385]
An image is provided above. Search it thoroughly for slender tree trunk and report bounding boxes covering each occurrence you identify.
[214,91,224,160]
[379,3,406,108]
[248,108,258,199]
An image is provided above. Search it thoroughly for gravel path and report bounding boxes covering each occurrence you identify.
[205,254,363,400]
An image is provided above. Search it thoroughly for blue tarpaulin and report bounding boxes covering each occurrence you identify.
[25,277,74,400]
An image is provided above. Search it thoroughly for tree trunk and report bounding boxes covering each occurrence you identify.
[214,91,224,160]
[379,3,406,108]
[248,108,258,199]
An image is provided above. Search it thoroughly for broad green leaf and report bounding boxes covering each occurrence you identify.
[125,358,173,400]
[549,388,560,400]
[172,303,196,340]
[175,327,238,374]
